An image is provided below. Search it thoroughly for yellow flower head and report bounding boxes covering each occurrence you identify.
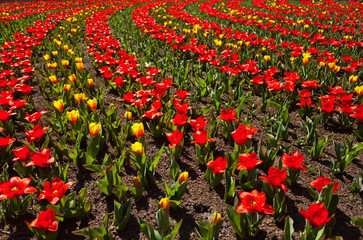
[67,110,80,124]
[64,84,71,92]
[131,122,144,139]
[88,122,101,138]
[355,85,363,95]
[63,45,69,51]
[53,99,64,112]
[178,171,189,184]
[349,75,358,83]
[68,74,77,83]
[74,93,87,104]
[76,62,84,71]
[124,111,132,120]
[87,78,94,87]
[52,51,58,56]
[75,57,83,63]
[211,213,222,225]
[159,198,170,210]
[131,142,143,155]
[44,54,50,61]
[87,99,97,111]
[264,55,271,62]
[61,60,69,66]
[48,75,58,84]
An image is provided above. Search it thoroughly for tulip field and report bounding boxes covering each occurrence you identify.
[1,0,363,239]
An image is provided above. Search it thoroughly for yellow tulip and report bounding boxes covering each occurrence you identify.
[44,54,50,61]
[64,84,71,92]
[74,93,87,104]
[264,55,271,62]
[87,78,94,87]
[178,172,189,184]
[76,62,84,71]
[67,110,80,124]
[48,75,58,84]
[159,198,170,210]
[68,74,76,83]
[61,60,69,66]
[53,99,64,112]
[88,122,101,138]
[87,99,97,111]
[355,85,363,95]
[131,142,143,155]
[349,75,358,83]
[124,111,132,120]
[131,122,144,139]
[211,213,222,225]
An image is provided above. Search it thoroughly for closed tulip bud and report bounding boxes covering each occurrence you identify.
[131,122,144,139]
[64,84,71,92]
[349,75,358,83]
[53,99,64,112]
[49,75,58,84]
[52,51,58,56]
[56,41,61,47]
[303,57,309,65]
[211,213,222,225]
[131,142,143,155]
[178,172,189,184]
[264,55,271,62]
[159,198,170,210]
[89,123,101,138]
[124,111,132,120]
[87,99,97,111]
[67,110,80,124]
[87,78,94,86]
[63,45,69,51]
[76,62,84,71]
[133,176,140,188]
[44,54,50,61]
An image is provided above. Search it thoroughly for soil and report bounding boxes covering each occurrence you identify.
[0,1,362,240]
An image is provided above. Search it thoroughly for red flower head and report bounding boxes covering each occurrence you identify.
[39,177,74,205]
[170,113,188,127]
[207,157,227,175]
[237,190,274,214]
[29,208,58,232]
[0,135,16,149]
[25,124,48,143]
[282,151,306,172]
[175,90,189,101]
[300,202,332,228]
[217,109,238,123]
[231,124,258,146]
[166,130,183,148]
[0,109,16,122]
[309,176,339,193]
[24,111,47,124]
[237,152,263,171]
[191,130,215,146]
[26,148,55,167]
[350,104,363,122]
[12,145,30,162]
[190,116,208,131]
[0,177,37,200]
[259,167,288,192]
[302,80,321,89]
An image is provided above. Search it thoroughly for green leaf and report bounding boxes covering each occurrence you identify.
[282,216,294,240]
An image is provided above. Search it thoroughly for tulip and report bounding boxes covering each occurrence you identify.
[131,122,144,139]
[39,177,74,205]
[88,123,101,138]
[67,110,79,124]
[87,78,94,87]
[264,55,271,62]
[73,93,87,103]
[133,176,140,188]
[26,148,55,167]
[76,62,84,71]
[0,177,37,200]
[217,109,238,122]
[0,135,16,149]
[61,60,69,66]
[300,202,332,228]
[68,74,76,83]
[25,124,48,143]
[44,55,50,61]
[191,130,215,146]
[159,198,170,210]
[178,171,189,184]
[53,99,64,112]
[166,130,183,148]
[124,111,132,120]
[349,75,358,83]
[87,99,97,111]
[12,146,30,162]
[211,213,222,225]
[75,57,82,63]
[131,142,143,155]
[64,84,71,92]
[259,167,288,192]
[52,51,58,56]
[29,208,58,232]
[48,75,58,84]
[237,190,274,214]
[282,151,306,171]
[170,112,188,127]
[310,176,339,193]
[189,116,208,131]
[237,152,263,171]
[207,157,227,175]
[355,85,363,95]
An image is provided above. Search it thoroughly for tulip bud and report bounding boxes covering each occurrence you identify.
[178,171,189,184]
[349,75,358,83]
[211,213,222,225]
[68,74,76,83]
[76,62,84,71]
[87,78,94,87]
[131,142,143,155]
[159,198,170,210]
[131,123,144,139]
[133,176,140,188]
[124,111,132,120]
[49,75,58,84]
[89,122,101,138]
[87,99,97,111]
[44,55,50,61]
[67,110,80,124]
[61,60,69,66]
[52,51,58,56]
[64,84,71,92]
[264,55,271,62]
[63,45,69,51]
[355,85,363,95]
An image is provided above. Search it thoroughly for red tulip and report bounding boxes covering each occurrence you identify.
[191,130,215,146]
[282,151,306,172]
[39,177,74,205]
[25,124,48,143]
[24,111,47,124]
[207,157,227,175]
[0,109,16,122]
[0,177,37,200]
[166,130,183,148]
[259,167,288,192]
[0,135,16,149]
[189,116,208,131]
[29,208,58,231]
[350,104,363,122]
[310,176,339,193]
[231,124,258,146]
[237,152,263,171]
[237,190,274,214]
[300,202,332,228]
[217,108,238,122]
[26,148,55,167]
[170,112,188,127]
[12,145,30,162]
